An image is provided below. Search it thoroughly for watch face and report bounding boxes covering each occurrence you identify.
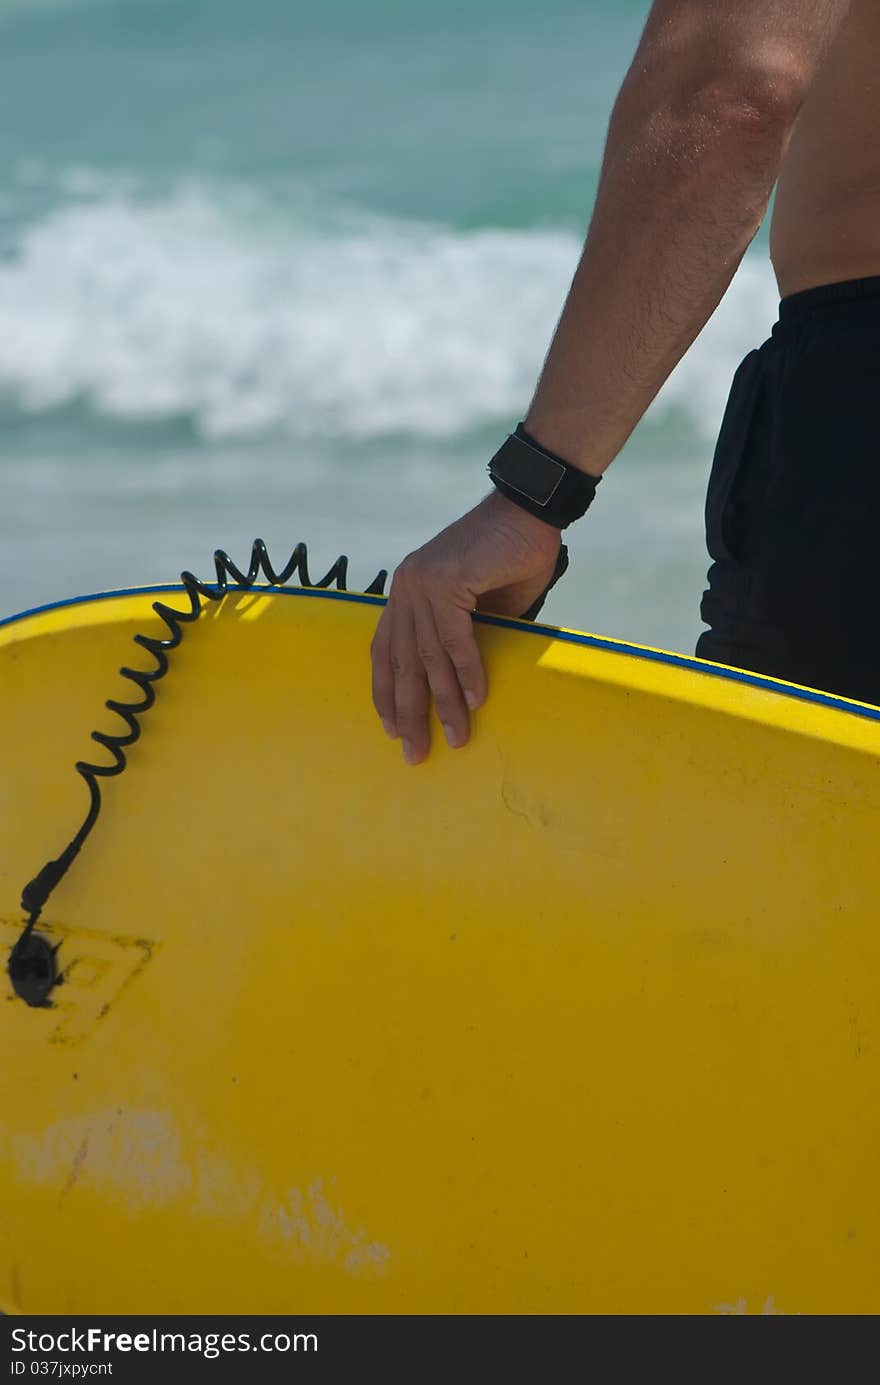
[490,435,565,506]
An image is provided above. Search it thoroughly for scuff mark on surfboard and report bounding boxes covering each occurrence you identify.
[265,1178,390,1275]
[57,1135,89,1205]
[8,1109,389,1276]
[498,753,553,831]
[714,1295,784,1314]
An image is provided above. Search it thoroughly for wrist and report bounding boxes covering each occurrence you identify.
[483,486,563,537]
[486,422,601,529]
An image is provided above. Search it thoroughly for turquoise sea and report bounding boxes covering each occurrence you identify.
[0,0,780,650]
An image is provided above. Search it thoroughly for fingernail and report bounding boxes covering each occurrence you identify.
[442,723,460,748]
[464,690,479,711]
[381,718,398,740]
[402,739,418,765]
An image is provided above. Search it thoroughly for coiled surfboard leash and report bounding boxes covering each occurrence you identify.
[8,536,568,1007]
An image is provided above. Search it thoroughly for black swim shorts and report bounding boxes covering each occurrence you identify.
[696,274,880,707]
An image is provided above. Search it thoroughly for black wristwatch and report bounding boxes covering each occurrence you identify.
[488,422,600,529]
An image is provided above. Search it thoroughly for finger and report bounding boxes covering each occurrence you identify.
[412,597,469,749]
[433,606,488,712]
[370,606,398,739]
[390,607,432,766]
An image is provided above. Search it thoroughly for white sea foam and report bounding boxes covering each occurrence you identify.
[0,180,779,443]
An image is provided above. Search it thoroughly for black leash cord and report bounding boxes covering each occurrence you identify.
[12,539,387,956]
[7,536,567,1006]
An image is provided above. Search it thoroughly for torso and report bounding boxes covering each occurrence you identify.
[770,0,880,297]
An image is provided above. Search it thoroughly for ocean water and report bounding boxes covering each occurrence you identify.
[0,0,780,650]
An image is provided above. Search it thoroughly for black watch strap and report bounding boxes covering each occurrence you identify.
[488,423,600,529]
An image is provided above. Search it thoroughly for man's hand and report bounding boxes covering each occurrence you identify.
[371,491,561,765]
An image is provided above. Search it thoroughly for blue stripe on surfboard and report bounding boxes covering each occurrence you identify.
[2,582,879,725]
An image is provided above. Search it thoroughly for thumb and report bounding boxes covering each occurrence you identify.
[476,544,569,621]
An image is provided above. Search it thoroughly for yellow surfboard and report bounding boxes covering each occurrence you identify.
[2,549,879,1315]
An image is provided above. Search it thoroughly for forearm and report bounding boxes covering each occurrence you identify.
[524,73,795,477]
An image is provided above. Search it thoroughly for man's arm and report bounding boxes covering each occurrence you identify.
[371,0,852,766]
[522,0,852,474]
